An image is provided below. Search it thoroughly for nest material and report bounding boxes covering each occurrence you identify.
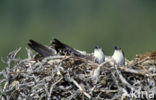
[0,48,156,100]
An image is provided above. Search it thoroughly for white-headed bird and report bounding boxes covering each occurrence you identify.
[93,46,105,64]
[112,46,125,66]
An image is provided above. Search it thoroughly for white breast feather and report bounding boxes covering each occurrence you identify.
[94,49,105,64]
[112,50,124,65]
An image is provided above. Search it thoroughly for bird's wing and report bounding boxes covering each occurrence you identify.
[28,40,56,57]
[122,50,125,57]
[51,38,85,57]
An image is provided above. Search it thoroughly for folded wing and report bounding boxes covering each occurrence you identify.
[51,38,85,57]
[28,40,56,57]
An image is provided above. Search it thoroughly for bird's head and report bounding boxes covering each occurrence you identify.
[114,46,121,50]
[94,45,100,50]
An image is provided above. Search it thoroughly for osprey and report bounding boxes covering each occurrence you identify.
[112,46,125,66]
[28,38,85,59]
[93,46,105,64]
[28,40,57,57]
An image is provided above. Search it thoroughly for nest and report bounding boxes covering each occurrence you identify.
[0,48,156,100]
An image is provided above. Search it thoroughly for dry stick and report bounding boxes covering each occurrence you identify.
[12,48,21,59]
[114,65,134,90]
[119,67,145,76]
[120,66,155,77]
[79,57,99,66]
[138,65,153,76]
[94,89,118,93]
[8,48,21,69]
[26,48,33,59]
[151,74,156,77]
[112,68,132,100]
[123,56,155,82]
[119,57,151,76]
[127,57,149,68]
[47,77,63,100]
[43,55,70,61]
[0,79,6,85]
[91,59,113,79]
[67,90,80,100]
[98,59,114,69]
[138,65,156,85]
[70,78,91,99]
[90,59,114,94]
[5,48,22,93]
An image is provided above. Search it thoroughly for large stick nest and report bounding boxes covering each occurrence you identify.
[0,48,156,100]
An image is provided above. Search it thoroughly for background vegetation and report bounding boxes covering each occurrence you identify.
[0,0,156,70]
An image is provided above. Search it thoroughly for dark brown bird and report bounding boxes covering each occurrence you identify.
[28,40,56,57]
[28,39,85,58]
[51,38,85,57]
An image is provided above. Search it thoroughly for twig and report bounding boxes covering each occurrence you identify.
[91,59,113,82]
[94,89,118,93]
[119,67,145,76]
[127,57,149,68]
[70,78,91,99]
[47,77,63,100]
[114,65,134,90]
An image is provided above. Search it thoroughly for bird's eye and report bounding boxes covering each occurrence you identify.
[114,46,118,50]
[94,46,98,49]
[95,45,100,49]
